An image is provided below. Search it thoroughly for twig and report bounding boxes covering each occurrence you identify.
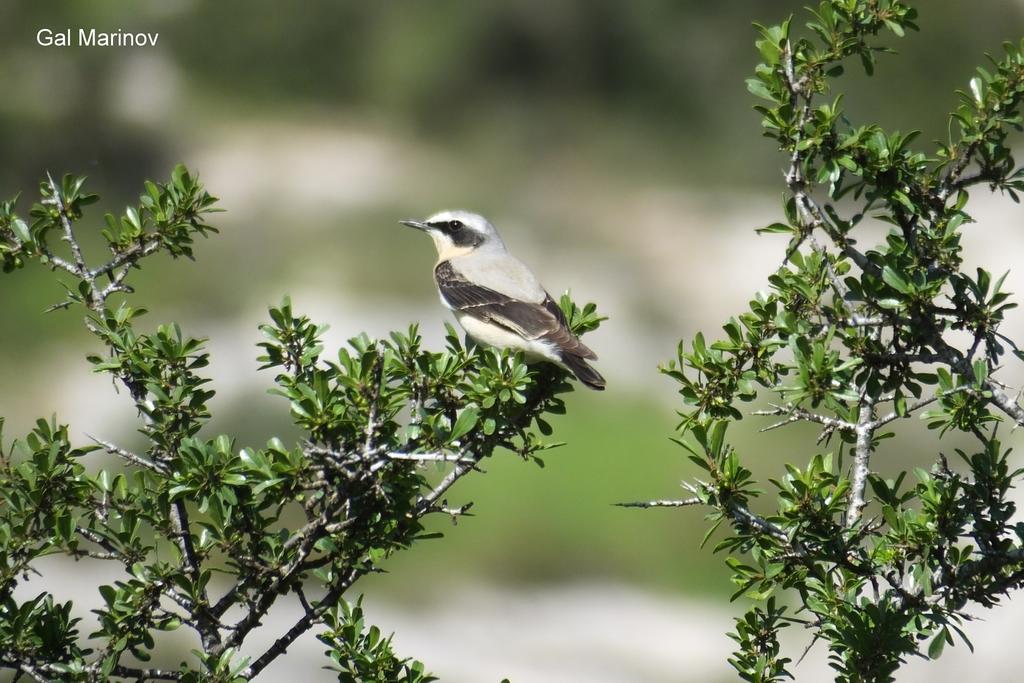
[15,660,53,683]
[986,377,1024,428]
[167,501,220,650]
[937,140,982,203]
[778,44,879,283]
[109,665,183,681]
[1,655,185,682]
[90,238,161,280]
[386,451,474,463]
[840,315,887,327]
[931,338,1024,429]
[871,394,946,429]
[87,435,167,474]
[46,174,88,276]
[615,498,702,508]
[846,391,877,526]
[808,233,850,303]
[217,486,351,650]
[362,344,384,458]
[726,499,794,547]
[240,578,352,679]
[753,404,857,433]
[863,351,944,365]
[435,503,474,518]
[415,460,479,515]
[646,480,799,552]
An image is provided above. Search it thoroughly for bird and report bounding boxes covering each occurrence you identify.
[401,210,605,390]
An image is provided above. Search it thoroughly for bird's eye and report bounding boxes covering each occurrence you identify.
[448,220,464,231]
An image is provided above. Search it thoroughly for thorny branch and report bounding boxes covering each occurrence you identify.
[649,4,1024,680]
[2,170,589,679]
[770,37,1024,525]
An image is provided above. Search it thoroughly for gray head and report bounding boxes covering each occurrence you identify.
[400,210,506,259]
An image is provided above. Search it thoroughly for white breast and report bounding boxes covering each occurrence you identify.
[455,312,562,364]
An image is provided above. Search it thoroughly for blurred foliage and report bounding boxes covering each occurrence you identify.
[649,1,1024,681]
[0,1,1021,193]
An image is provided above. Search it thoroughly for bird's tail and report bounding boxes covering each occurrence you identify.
[560,353,606,391]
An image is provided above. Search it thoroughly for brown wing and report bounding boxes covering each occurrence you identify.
[434,260,597,360]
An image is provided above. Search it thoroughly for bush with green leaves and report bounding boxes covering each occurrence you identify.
[630,2,1024,681]
[0,167,603,681]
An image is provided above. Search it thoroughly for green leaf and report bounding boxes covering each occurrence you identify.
[756,222,794,235]
[449,407,479,442]
[969,76,984,105]
[746,78,775,101]
[11,218,30,244]
[928,628,949,659]
[882,266,912,294]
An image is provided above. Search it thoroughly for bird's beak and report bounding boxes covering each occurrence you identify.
[400,219,430,231]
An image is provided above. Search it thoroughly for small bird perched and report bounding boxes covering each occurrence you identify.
[401,210,605,390]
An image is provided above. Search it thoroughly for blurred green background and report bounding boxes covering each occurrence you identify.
[2,2,1024,681]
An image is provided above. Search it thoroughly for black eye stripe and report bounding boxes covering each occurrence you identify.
[427,219,465,234]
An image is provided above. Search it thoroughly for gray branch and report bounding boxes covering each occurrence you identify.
[88,435,168,474]
[846,392,877,526]
[754,403,857,433]
[615,498,702,508]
